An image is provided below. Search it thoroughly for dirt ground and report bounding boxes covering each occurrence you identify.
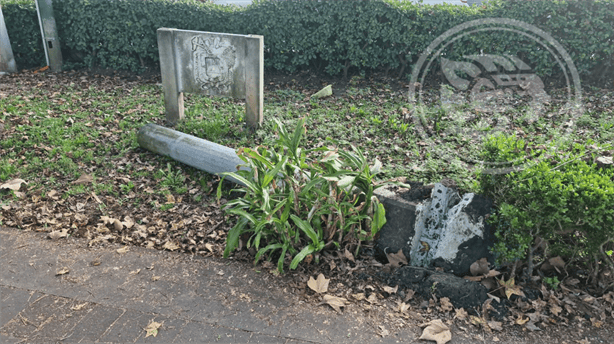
[1,67,614,343]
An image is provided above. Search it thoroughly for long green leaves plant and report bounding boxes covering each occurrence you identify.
[219,118,395,273]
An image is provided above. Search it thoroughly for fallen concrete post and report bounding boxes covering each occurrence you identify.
[137,123,247,186]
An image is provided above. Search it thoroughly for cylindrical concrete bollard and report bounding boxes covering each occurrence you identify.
[137,123,247,186]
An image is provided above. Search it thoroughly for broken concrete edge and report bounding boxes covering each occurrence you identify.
[374,182,496,277]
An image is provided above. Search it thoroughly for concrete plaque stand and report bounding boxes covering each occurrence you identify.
[0,6,17,74]
[157,28,264,128]
[35,0,62,72]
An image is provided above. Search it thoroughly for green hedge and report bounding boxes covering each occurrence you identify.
[2,0,613,83]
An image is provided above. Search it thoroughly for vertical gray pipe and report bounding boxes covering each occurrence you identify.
[0,6,17,74]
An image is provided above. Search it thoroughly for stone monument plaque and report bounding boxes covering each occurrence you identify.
[157,28,263,128]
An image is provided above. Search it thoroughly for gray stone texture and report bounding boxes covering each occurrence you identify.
[375,182,494,276]
[137,123,246,186]
[157,28,263,127]
[372,184,418,261]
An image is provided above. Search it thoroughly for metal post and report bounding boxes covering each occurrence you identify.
[35,0,62,72]
[0,6,17,74]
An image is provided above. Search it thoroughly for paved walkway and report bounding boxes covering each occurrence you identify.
[1,228,420,343]
[1,228,611,343]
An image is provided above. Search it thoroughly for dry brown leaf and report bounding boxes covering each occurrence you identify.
[56,267,70,276]
[307,273,329,294]
[0,178,26,191]
[205,243,214,253]
[319,294,348,313]
[419,319,451,344]
[481,277,497,290]
[48,190,58,200]
[487,293,501,303]
[71,303,88,311]
[48,229,68,240]
[470,258,490,276]
[152,276,161,281]
[454,307,468,321]
[162,241,180,251]
[165,194,175,204]
[488,321,503,331]
[144,320,162,338]
[91,192,102,204]
[398,302,410,313]
[383,285,398,294]
[385,249,408,268]
[439,297,453,312]
[116,246,130,254]
[499,277,525,299]
[343,248,355,262]
[590,317,603,328]
[550,304,562,316]
[100,216,113,225]
[470,315,486,327]
[352,293,365,301]
[113,219,124,231]
[515,316,529,325]
[404,289,416,302]
[525,321,541,332]
[367,293,379,304]
[378,325,389,337]
[72,174,93,185]
[549,256,565,272]
[122,216,134,229]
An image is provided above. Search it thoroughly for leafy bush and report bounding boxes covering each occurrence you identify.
[219,118,392,272]
[481,136,614,279]
[2,0,612,83]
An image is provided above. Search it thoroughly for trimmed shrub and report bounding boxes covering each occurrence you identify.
[481,136,614,279]
[1,0,612,83]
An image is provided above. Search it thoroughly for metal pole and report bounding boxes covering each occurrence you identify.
[0,5,17,74]
[35,0,62,72]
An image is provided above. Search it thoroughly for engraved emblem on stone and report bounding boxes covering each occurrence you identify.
[191,36,236,93]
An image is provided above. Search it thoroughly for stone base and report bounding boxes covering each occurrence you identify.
[374,181,494,277]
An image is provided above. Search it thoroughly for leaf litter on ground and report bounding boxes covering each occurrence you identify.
[2,69,614,340]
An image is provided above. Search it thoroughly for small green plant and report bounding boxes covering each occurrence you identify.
[543,276,560,290]
[220,118,401,273]
[120,181,135,194]
[158,163,187,194]
[369,116,383,125]
[160,203,174,211]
